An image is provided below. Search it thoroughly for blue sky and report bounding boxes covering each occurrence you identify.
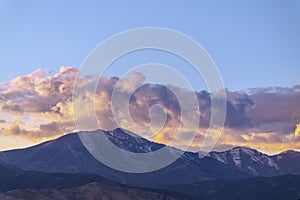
[1,0,299,90]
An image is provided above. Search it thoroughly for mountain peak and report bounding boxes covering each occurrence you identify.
[279,149,300,155]
[208,146,280,175]
[99,128,165,153]
[231,146,260,154]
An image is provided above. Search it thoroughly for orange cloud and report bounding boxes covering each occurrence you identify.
[215,128,300,154]
[295,122,300,138]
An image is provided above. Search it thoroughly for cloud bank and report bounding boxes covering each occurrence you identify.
[0,66,299,154]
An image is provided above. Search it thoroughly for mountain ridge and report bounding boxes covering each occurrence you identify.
[0,182,192,200]
[2,128,298,156]
[165,174,300,200]
[0,128,249,188]
[208,146,300,176]
[1,164,299,200]
[0,128,299,187]
[0,163,192,200]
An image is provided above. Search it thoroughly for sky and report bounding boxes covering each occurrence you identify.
[0,1,300,154]
[1,0,299,90]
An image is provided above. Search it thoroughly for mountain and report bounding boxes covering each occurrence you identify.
[1,128,299,189]
[208,146,300,176]
[166,175,300,200]
[0,163,116,192]
[0,128,248,188]
[0,182,192,200]
[208,147,280,176]
[0,164,191,200]
[0,128,299,199]
[271,150,300,175]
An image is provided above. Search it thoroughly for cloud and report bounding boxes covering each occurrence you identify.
[0,66,299,154]
[247,86,300,134]
[1,123,23,136]
[2,101,23,113]
[224,90,254,128]
[39,122,60,133]
[115,72,145,93]
[0,67,78,141]
[295,122,300,138]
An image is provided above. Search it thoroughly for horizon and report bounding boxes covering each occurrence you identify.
[3,126,300,156]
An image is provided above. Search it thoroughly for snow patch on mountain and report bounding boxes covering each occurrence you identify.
[231,148,241,167]
[208,147,281,176]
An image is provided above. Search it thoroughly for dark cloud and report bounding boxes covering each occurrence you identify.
[39,122,60,133]
[2,102,23,113]
[225,90,254,128]
[129,84,181,127]
[247,86,300,134]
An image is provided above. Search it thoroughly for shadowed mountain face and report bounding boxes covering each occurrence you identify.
[271,150,300,175]
[0,163,116,192]
[0,182,191,200]
[0,164,191,200]
[0,128,248,188]
[166,175,300,200]
[0,159,299,200]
